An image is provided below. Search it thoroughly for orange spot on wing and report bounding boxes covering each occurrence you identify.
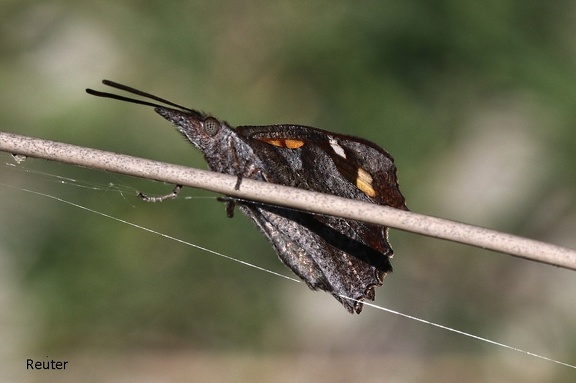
[258,138,305,149]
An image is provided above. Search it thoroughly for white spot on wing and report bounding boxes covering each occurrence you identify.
[329,136,346,158]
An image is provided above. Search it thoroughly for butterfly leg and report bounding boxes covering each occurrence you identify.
[229,141,263,190]
[216,196,237,218]
[234,175,243,190]
[138,184,183,203]
[233,164,264,190]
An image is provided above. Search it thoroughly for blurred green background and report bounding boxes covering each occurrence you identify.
[1,1,576,382]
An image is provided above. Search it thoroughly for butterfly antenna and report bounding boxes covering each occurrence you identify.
[86,79,197,113]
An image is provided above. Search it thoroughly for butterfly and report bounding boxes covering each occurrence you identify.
[86,80,408,313]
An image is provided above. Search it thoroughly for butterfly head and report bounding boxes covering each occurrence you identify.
[86,80,233,153]
[154,107,232,153]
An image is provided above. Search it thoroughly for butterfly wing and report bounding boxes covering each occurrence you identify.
[236,125,407,313]
[239,203,386,313]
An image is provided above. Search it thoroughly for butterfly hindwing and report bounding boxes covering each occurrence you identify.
[238,203,386,313]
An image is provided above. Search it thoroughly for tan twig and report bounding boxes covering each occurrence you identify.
[1,130,575,271]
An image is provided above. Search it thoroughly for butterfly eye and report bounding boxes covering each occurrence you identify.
[203,117,221,136]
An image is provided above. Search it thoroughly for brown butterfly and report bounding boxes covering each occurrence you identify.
[87,80,407,313]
